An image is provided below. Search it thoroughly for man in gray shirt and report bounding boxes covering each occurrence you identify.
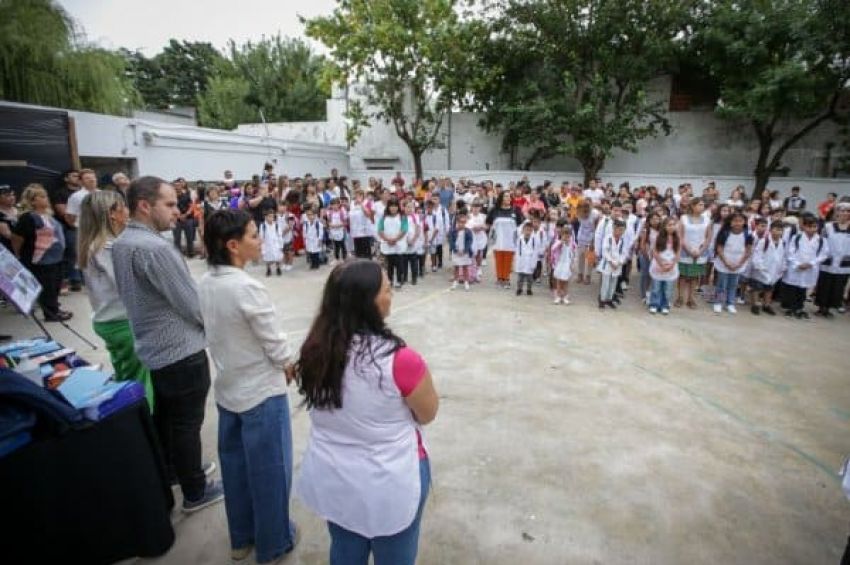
[113,175,223,512]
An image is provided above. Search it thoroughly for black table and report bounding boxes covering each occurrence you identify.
[0,399,175,564]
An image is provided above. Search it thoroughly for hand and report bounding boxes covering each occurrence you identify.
[284,364,296,385]
[799,263,812,270]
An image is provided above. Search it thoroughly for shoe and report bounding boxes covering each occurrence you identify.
[69,282,82,292]
[393,281,402,289]
[838,306,846,314]
[171,461,217,487]
[451,281,458,290]
[751,305,760,315]
[674,298,684,308]
[562,297,571,305]
[482,259,487,266]
[612,297,621,305]
[535,279,542,286]
[44,311,73,322]
[795,310,810,320]
[231,545,254,561]
[727,305,737,314]
[736,297,745,305]
[687,300,698,310]
[814,309,834,319]
[182,479,225,513]
[464,281,470,291]
[649,306,658,314]
[286,265,293,271]
[784,310,794,317]
[598,300,605,310]
[762,305,776,316]
[606,301,617,309]
[554,297,562,304]
[713,303,722,314]
[622,282,630,290]
[266,268,271,277]
[276,266,282,276]
[661,308,670,315]
[411,280,418,285]
[59,284,70,296]
[516,288,522,296]
[526,289,533,296]
[431,267,437,273]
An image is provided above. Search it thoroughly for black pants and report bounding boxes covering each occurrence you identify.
[404,253,419,284]
[780,283,806,312]
[30,262,63,318]
[814,271,849,310]
[62,225,82,285]
[433,244,444,268]
[386,254,404,284]
[517,273,533,292]
[332,239,348,260]
[353,237,372,259]
[418,254,427,277]
[307,252,321,269]
[172,219,197,257]
[150,350,210,501]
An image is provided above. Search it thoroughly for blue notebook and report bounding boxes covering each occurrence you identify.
[56,368,113,409]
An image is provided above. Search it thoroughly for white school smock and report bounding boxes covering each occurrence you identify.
[551,241,575,281]
[714,231,749,274]
[649,242,679,282]
[821,222,850,276]
[681,214,710,264]
[624,216,642,257]
[277,214,295,245]
[487,208,521,251]
[296,336,421,538]
[515,235,539,274]
[303,219,325,253]
[372,201,386,238]
[327,210,347,242]
[379,215,408,255]
[597,234,627,276]
[259,221,284,263]
[468,212,489,252]
[349,202,373,239]
[594,215,613,254]
[783,233,829,288]
[750,237,786,285]
[405,214,425,254]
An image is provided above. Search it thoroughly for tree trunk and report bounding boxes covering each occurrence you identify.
[752,125,774,201]
[411,148,424,184]
[581,155,604,187]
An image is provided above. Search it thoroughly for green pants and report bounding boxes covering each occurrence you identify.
[93,319,154,412]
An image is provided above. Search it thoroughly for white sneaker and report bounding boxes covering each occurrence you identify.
[727,304,737,314]
[554,297,561,304]
[464,281,470,291]
[482,259,488,266]
[393,281,402,289]
[661,308,670,315]
[563,297,571,305]
[736,297,745,305]
[622,282,629,290]
[649,306,658,314]
[713,303,722,314]
[451,281,458,290]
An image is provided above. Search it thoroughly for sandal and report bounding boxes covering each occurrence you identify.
[687,300,697,309]
[674,297,683,308]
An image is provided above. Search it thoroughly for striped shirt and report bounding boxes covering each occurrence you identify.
[113,220,205,370]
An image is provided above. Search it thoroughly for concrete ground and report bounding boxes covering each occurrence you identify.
[3,256,849,564]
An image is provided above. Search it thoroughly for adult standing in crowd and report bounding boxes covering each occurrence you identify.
[814,201,850,317]
[77,191,154,410]
[60,168,96,291]
[486,190,523,288]
[784,185,806,216]
[199,209,297,563]
[0,184,17,252]
[52,169,80,292]
[296,260,438,565]
[247,182,277,228]
[11,184,70,321]
[112,172,131,199]
[173,178,198,258]
[113,175,223,513]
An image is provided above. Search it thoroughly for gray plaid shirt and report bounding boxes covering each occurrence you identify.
[113,220,205,370]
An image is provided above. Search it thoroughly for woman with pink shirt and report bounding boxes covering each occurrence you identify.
[521,189,547,217]
[296,260,439,565]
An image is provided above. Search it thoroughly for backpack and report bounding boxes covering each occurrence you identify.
[793,233,823,255]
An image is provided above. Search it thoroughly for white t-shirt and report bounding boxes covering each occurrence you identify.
[583,188,605,204]
[714,231,750,274]
[66,188,99,226]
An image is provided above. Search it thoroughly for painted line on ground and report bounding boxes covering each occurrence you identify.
[633,362,839,483]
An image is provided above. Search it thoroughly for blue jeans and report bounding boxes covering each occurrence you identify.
[638,253,651,298]
[218,395,295,563]
[715,272,740,306]
[649,279,674,310]
[328,457,431,565]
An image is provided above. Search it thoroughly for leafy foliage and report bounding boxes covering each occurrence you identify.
[0,0,139,114]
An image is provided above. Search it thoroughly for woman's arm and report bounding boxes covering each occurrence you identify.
[404,369,439,425]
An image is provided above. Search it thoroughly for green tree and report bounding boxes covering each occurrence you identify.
[690,0,850,197]
[304,0,472,181]
[120,48,170,109]
[0,0,138,114]
[467,0,686,183]
[197,36,329,129]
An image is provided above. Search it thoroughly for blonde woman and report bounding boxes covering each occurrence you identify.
[77,191,154,410]
[10,184,69,321]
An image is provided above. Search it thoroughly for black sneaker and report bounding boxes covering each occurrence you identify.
[276,266,282,276]
[794,310,809,320]
[607,301,617,309]
[598,300,605,310]
[762,305,776,316]
[69,282,83,292]
[182,479,225,514]
[266,267,271,277]
[784,310,794,317]
[516,288,522,296]
[526,289,533,296]
[751,305,760,315]
[171,461,217,487]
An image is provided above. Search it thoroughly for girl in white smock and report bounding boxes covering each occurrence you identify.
[260,210,284,276]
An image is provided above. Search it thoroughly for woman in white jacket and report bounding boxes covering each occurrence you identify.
[814,201,850,318]
[199,209,297,563]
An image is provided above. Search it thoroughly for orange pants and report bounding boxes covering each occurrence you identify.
[493,250,514,281]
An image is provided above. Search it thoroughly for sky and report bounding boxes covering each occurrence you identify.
[57,0,337,55]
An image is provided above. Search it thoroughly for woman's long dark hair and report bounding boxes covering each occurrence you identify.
[297,260,405,410]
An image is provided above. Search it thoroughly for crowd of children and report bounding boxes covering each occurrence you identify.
[201,170,850,320]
